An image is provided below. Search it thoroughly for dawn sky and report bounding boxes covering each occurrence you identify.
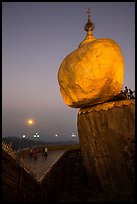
[2,2,135,142]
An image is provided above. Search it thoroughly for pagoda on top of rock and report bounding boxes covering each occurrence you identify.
[57,8,134,201]
[58,8,124,108]
[79,8,95,46]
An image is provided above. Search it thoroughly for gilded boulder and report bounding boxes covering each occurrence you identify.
[58,38,124,108]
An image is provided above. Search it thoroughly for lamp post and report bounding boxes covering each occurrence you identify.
[71,133,76,137]
[34,133,40,146]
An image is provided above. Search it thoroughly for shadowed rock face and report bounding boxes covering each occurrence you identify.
[77,99,135,201]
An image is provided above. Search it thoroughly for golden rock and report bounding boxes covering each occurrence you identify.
[58,11,124,108]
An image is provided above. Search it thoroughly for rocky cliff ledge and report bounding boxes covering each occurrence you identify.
[77,99,135,201]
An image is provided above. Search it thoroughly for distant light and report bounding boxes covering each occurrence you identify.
[22,135,26,138]
[71,133,76,137]
[55,134,58,137]
[27,119,34,125]
[34,133,39,138]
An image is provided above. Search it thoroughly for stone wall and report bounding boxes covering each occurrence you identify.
[77,99,135,201]
[2,150,37,202]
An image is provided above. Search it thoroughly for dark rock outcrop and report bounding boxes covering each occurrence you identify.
[77,99,135,201]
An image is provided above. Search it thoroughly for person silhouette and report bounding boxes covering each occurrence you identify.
[124,86,129,99]
[44,147,48,157]
[129,89,135,99]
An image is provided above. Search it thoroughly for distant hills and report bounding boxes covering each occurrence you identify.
[2,136,79,151]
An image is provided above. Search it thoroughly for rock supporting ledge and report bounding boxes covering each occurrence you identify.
[77,99,135,201]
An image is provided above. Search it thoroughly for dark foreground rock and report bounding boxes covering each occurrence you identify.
[77,99,135,201]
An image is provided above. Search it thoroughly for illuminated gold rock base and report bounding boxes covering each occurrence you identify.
[58,38,124,108]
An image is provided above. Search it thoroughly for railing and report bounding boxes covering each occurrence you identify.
[36,149,87,202]
[2,141,16,159]
[2,146,86,202]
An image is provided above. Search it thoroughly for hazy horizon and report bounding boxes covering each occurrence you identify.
[2,135,79,143]
[2,2,135,142]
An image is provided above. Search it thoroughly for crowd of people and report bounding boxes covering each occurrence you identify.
[123,86,135,99]
[29,146,48,160]
[2,141,49,163]
[2,141,49,179]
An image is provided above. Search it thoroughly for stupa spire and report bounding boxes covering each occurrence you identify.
[79,7,96,47]
[85,8,94,32]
